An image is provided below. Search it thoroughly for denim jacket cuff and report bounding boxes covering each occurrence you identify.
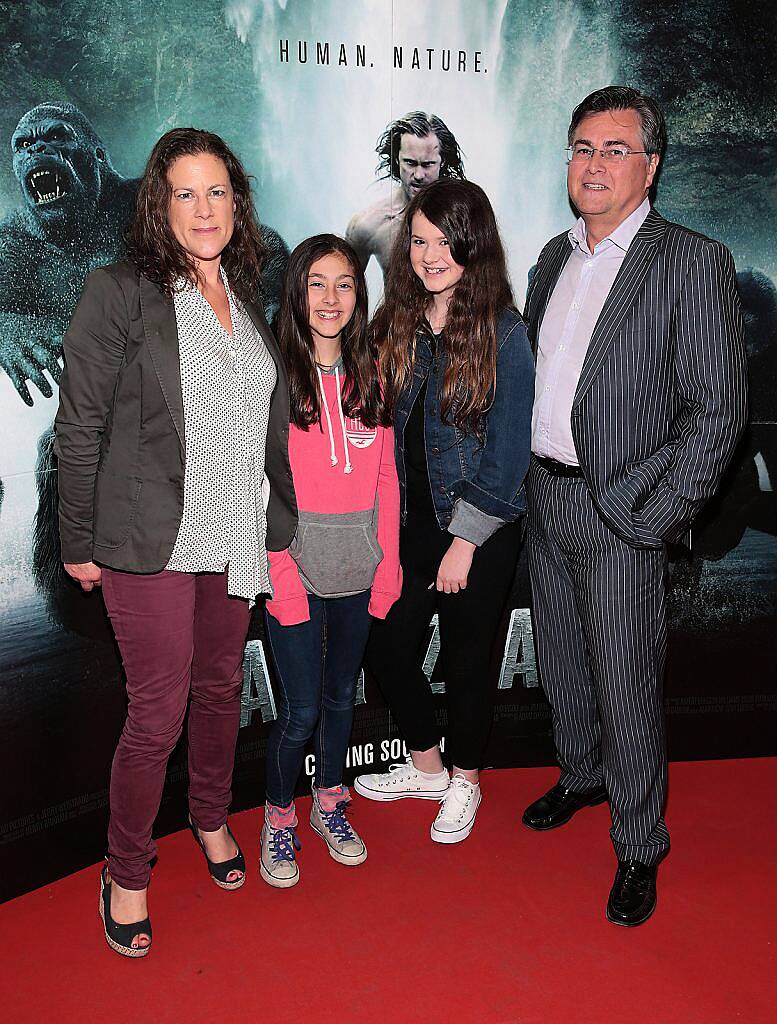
[447,498,504,546]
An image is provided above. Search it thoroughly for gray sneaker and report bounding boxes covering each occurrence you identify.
[309,794,367,866]
[260,823,301,888]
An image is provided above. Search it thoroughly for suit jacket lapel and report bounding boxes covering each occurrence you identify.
[573,209,667,408]
[139,275,185,449]
[526,235,573,353]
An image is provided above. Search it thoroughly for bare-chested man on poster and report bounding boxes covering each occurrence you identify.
[346,111,465,274]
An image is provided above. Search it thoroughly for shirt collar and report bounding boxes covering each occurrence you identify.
[569,196,651,255]
[173,264,231,295]
[317,354,344,375]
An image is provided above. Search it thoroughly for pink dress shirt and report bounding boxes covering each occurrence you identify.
[531,197,651,466]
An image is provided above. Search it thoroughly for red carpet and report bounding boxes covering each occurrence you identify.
[2,759,775,1024]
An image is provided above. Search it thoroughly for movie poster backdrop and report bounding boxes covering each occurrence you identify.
[1,0,775,900]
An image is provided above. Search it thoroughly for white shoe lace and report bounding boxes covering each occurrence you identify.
[375,755,417,786]
[437,775,476,823]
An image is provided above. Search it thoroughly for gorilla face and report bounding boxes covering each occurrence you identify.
[11,105,105,236]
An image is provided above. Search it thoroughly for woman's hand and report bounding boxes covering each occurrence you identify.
[436,537,476,594]
[64,561,102,592]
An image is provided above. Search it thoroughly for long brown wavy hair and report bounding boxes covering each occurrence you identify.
[125,128,265,302]
[373,178,515,436]
[276,234,388,430]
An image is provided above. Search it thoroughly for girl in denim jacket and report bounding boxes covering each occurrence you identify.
[355,180,534,843]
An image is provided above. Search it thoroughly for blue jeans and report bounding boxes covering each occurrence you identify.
[264,591,372,807]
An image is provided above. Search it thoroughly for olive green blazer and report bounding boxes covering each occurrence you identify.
[54,261,297,572]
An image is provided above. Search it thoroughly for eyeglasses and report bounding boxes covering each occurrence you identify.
[565,145,650,164]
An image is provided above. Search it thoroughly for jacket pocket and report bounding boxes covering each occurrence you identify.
[93,473,142,549]
[623,444,675,512]
[289,508,383,598]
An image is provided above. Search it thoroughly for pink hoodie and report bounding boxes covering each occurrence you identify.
[266,368,402,626]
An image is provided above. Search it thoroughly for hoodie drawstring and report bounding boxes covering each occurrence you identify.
[334,365,353,474]
[317,365,338,467]
[316,365,352,474]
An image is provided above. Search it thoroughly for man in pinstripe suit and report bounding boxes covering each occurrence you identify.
[522,86,747,926]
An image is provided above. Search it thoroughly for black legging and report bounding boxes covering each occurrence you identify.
[366,514,523,770]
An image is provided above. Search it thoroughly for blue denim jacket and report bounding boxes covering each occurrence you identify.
[394,307,535,545]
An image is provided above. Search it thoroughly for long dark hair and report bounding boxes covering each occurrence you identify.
[373,178,515,436]
[276,234,388,430]
[375,110,465,181]
[125,127,265,302]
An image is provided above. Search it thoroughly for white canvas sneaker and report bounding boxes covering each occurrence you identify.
[354,755,450,802]
[430,774,481,844]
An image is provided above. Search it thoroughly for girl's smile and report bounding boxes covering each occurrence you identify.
[307,252,357,346]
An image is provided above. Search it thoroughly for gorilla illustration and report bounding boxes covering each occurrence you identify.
[0,103,288,638]
[688,268,777,558]
[0,103,138,404]
[667,267,777,610]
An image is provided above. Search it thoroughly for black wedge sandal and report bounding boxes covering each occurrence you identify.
[98,866,152,958]
[188,818,246,890]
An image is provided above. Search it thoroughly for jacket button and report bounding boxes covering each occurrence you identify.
[432,446,439,454]
[439,486,446,494]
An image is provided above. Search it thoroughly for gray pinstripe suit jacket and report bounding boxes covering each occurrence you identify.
[524,208,748,550]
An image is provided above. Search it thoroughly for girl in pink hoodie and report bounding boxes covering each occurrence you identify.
[260,235,401,887]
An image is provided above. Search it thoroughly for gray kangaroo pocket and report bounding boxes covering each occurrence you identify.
[289,507,383,598]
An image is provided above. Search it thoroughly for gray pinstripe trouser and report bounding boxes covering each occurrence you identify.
[527,459,670,865]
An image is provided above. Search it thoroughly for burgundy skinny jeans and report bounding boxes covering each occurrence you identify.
[101,568,250,890]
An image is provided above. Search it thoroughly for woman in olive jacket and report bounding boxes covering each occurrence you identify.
[55,128,296,958]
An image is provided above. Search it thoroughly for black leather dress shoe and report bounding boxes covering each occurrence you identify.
[606,861,657,927]
[521,782,608,831]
